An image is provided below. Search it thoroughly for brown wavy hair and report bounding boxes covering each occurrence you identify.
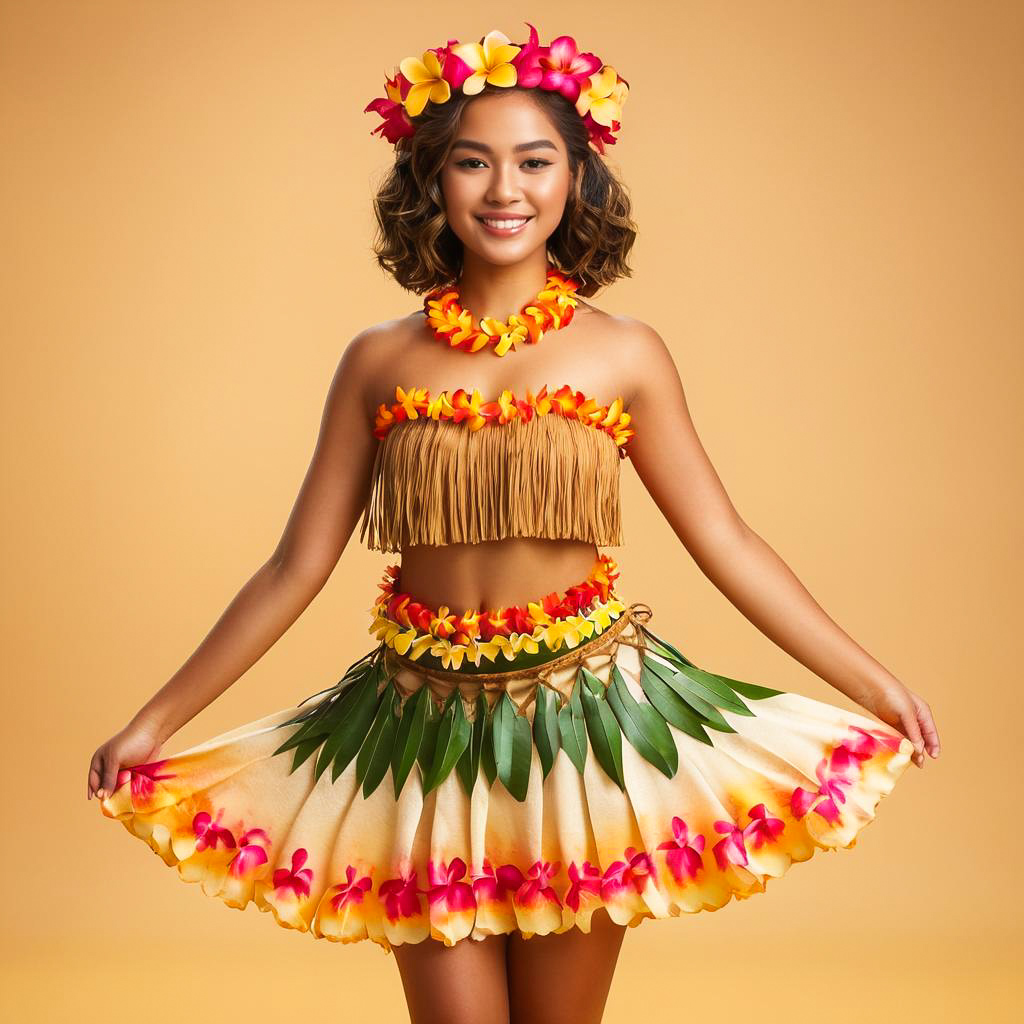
[369,84,637,298]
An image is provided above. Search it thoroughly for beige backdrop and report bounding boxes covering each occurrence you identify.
[2,1,1020,1021]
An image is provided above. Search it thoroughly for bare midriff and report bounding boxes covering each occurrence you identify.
[395,537,604,615]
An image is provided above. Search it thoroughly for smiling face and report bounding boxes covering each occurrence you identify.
[439,91,575,268]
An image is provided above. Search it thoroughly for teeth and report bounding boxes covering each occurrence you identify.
[480,217,528,228]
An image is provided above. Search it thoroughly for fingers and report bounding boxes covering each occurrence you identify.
[88,755,102,800]
[101,760,120,800]
[898,708,926,767]
[915,698,941,759]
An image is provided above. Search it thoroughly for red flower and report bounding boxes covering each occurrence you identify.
[426,857,476,913]
[228,828,271,877]
[515,859,563,908]
[379,867,423,921]
[565,860,603,912]
[656,815,706,884]
[273,848,314,899]
[192,809,236,852]
[329,864,373,910]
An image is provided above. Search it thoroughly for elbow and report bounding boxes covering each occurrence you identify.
[267,549,336,594]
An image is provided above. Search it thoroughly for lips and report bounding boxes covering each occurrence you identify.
[475,214,534,236]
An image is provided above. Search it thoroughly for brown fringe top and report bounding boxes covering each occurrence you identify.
[358,412,628,552]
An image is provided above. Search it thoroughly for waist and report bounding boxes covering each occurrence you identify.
[396,538,602,611]
[368,553,625,674]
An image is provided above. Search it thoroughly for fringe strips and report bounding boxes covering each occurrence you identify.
[358,414,624,552]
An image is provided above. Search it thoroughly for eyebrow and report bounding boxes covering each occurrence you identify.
[451,139,559,154]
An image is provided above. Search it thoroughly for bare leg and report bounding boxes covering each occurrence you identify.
[506,909,628,1024]
[391,932,511,1024]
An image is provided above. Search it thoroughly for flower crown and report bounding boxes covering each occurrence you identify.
[364,23,629,155]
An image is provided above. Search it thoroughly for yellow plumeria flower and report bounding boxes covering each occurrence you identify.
[575,66,623,127]
[450,30,521,95]
[399,50,452,118]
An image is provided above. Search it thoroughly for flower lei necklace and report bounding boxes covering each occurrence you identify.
[423,266,580,357]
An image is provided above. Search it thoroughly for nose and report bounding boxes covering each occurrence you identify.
[484,163,522,207]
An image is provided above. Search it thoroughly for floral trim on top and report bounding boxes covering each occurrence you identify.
[368,554,625,669]
[372,383,636,456]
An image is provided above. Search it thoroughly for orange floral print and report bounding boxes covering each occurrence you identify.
[373,383,636,455]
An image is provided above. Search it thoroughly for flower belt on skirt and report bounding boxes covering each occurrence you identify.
[98,561,915,954]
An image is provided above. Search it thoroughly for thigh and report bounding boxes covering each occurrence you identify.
[391,932,511,1024]
[506,910,628,1024]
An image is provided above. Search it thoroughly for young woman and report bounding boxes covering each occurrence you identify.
[88,26,940,1024]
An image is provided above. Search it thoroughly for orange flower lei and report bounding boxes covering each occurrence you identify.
[368,555,625,668]
[423,267,580,357]
[373,383,636,456]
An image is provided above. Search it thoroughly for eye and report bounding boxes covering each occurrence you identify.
[454,158,553,169]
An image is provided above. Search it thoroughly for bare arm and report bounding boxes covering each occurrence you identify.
[88,330,380,797]
[622,321,939,767]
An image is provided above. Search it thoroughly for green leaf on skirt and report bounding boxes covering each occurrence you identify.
[579,669,625,790]
[638,658,714,746]
[607,664,679,778]
[422,691,473,796]
[358,685,399,798]
[642,656,737,733]
[391,686,429,799]
[456,691,489,798]
[533,684,561,779]
[557,674,589,773]
[307,665,381,784]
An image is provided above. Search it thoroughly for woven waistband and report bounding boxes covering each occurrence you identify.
[386,601,653,686]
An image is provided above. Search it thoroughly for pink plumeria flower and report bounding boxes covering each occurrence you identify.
[426,856,476,913]
[742,804,786,850]
[657,815,706,884]
[379,868,422,921]
[565,860,603,912]
[602,846,656,898]
[192,809,236,852]
[272,847,313,899]
[227,827,270,877]
[329,864,373,911]
[472,857,523,903]
[791,758,854,824]
[516,859,563,907]
[712,820,748,870]
[114,758,177,804]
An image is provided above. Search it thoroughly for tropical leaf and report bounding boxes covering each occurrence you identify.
[271,683,359,757]
[356,682,395,785]
[481,704,498,785]
[358,685,399,798]
[557,674,588,773]
[711,673,785,700]
[416,694,443,779]
[391,686,429,798]
[422,691,473,796]
[638,624,696,667]
[503,708,534,803]
[288,733,326,773]
[658,658,756,715]
[578,668,625,790]
[492,690,517,781]
[642,656,737,733]
[456,691,489,797]
[310,665,382,784]
[533,684,561,779]
[637,659,714,746]
[607,665,678,777]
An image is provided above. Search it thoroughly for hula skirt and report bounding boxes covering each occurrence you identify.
[98,559,913,954]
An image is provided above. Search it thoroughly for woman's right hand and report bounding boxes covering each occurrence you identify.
[87,717,167,801]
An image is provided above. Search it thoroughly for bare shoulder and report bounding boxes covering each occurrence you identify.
[576,305,678,407]
[333,313,422,416]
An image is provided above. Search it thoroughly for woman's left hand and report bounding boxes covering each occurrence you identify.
[855,680,940,768]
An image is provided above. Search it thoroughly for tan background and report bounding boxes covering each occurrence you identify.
[2,1,1020,1021]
